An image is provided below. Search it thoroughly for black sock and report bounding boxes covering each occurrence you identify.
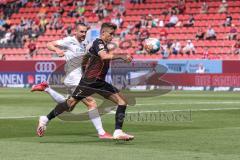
[115,105,127,130]
[47,109,56,121]
[47,101,69,120]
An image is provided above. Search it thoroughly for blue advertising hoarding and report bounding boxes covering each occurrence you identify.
[158,60,222,73]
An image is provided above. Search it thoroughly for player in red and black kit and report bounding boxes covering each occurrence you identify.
[73,38,119,98]
[46,22,134,140]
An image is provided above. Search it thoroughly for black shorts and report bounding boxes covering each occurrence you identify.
[72,78,119,100]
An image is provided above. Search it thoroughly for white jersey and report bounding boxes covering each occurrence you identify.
[56,36,87,87]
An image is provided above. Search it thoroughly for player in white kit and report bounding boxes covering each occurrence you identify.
[31,23,113,139]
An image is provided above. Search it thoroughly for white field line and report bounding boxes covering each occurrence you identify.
[135,101,240,105]
[1,107,240,119]
[109,107,240,114]
[0,115,38,119]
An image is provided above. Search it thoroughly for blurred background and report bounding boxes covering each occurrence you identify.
[0,0,240,90]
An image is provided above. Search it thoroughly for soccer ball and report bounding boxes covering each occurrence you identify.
[144,38,161,54]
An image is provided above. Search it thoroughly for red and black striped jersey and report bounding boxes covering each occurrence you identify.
[83,38,110,80]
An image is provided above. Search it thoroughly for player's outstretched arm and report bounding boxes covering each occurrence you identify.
[46,41,65,57]
[99,50,132,62]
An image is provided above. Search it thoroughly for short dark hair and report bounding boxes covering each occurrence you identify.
[75,22,90,30]
[101,22,117,31]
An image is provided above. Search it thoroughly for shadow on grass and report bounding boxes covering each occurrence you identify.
[0,119,202,140]
[38,138,135,145]
[1,113,238,141]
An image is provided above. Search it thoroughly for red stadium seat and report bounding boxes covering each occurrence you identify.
[1,0,240,60]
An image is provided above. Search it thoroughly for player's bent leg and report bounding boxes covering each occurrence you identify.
[107,93,134,141]
[31,81,49,92]
[45,88,66,103]
[81,97,113,139]
[31,81,66,103]
[46,100,74,122]
[108,93,127,106]
[66,97,79,112]
[36,116,49,137]
[81,96,97,110]
[36,98,78,137]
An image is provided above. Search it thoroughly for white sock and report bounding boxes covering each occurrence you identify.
[45,87,66,103]
[40,116,49,125]
[113,129,122,136]
[88,109,105,135]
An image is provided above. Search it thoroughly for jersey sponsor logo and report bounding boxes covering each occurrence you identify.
[35,62,57,72]
[99,44,104,49]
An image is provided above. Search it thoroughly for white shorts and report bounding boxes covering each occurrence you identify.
[64,69,82,94]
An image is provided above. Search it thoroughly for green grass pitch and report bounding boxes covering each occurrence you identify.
[1,88,240,160]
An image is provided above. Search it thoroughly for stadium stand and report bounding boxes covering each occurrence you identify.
[0,0,239,60]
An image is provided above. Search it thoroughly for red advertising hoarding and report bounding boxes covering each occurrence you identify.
[158,73,240,87]
[0,60,65,72]
[222,61,240,73]
[1,60,240,87]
